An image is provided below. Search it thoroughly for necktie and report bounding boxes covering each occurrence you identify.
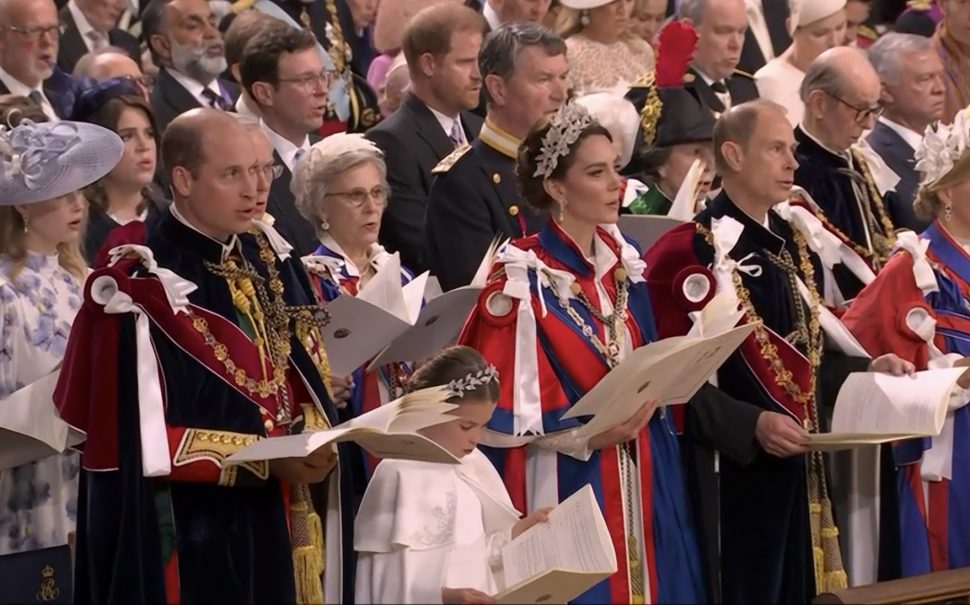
[27,90,44,107]
[449,120,464,148]
[201,87,228,110]
[86,30,108,51]
[710,80,728,94]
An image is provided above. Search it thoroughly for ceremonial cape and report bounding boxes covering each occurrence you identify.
[55,214,364,604]
[459,220,706,604]
[842,223,970,577]
[645,192,871,604]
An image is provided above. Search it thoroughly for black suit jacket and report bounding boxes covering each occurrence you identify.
[867,121,928,232]
[687,67,759,116]
[150,67,240,132]
[0,76,73,118]
[737,0,791,75]
[367,93,483,273]
[57,6,141,73]
[426,139,546,291]
[266,151,319,257]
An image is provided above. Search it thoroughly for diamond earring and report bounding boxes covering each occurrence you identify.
[580,10,590,26]
[945,203,953,222]
[557,199,567,222]
[321,217,330,231]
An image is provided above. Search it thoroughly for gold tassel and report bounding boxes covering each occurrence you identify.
[290,484,326,604]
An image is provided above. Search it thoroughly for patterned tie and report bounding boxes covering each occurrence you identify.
[449,120,464,148]
[201,87,228,110]
[294,148,306,167]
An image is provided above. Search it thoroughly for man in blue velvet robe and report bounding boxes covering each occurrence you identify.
[647,99,912,604]
[56,109,363,604]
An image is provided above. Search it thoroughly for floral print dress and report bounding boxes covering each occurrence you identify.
[0,252,83,554]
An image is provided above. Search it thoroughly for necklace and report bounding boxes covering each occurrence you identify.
[544,267,630,368]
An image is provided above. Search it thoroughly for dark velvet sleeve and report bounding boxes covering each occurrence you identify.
[686,383,763,466]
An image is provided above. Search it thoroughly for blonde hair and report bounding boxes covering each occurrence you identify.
[914,153,970,221]
[0,204,88,282]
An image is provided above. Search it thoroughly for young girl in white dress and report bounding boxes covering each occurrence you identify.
[354,346,551,604]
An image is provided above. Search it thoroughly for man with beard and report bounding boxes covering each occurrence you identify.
[366,3,486,274]
[425,22,567,291]
[0,0,71,119]
[240,26,329,255]
[142,0,239,131]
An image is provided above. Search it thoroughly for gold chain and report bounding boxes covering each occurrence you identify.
[544,268,630,367]
[696,223,824,428]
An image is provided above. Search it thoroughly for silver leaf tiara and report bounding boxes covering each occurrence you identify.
[533,102,594,179]
[446,365,499,398]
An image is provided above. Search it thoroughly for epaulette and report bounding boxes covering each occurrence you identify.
[432,144,471,174]
[732,68,755,80]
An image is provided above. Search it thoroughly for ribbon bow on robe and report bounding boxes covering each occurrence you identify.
[96,247,198,477]
[497,245,576,436]
[710,216,763,308]
[302,254,347,282]
[894,231,939,294]
[599,223,648,284]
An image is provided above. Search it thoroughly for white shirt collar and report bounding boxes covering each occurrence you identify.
[235,94,259,119]
[261,120,309,173]
[170,203,240,258]
[877,116,924,152]
[589,233,619,282]
[0,65,57,121]
[427,105,463,144]
[483,1,502,30]
[166,67,224,110]
[799,122,852,163]
[67,0,101,50]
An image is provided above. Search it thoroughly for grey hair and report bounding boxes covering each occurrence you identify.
[290,134,388,239]
[868,33,934,85]
[799,58,845,103]
[480,22,567,106]
[678,0,708,24]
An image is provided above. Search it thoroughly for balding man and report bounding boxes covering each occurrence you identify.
[794,46,899,298]
[74,46,152,99]
[647,99,911,604]
[57,108,361,604]
[681,0,760,116]
[0,0,67,119]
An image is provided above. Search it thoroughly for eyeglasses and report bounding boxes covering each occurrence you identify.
[826,91,885,124]
[325,185,389,208]
[122,74,156,89]
[5,24,60,42]
[277,70,336,92]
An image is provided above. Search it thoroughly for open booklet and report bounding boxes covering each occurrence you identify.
[494,484,617,604]
[560,295,756,435]
[320,253,487,376]
[0,370,85,471]
[808,367,967,451]
[225,386,462,465]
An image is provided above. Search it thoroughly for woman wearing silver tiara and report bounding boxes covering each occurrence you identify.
[354,346,551,604]
[0,118,123,553]
[459,102,706,603]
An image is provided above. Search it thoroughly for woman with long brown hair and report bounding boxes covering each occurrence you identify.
[0,114,122,554]
[70,78,169,263]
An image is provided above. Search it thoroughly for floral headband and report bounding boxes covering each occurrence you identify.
[915,107,970,189]
[446,365,499,398]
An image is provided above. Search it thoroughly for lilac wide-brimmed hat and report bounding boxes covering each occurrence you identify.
[0,119,123,206]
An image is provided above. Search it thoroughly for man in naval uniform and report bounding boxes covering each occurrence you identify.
[425,22,568,291]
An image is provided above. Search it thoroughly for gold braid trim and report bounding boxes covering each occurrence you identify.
[635,72,663,146]
[695,222,846,593]
[851,149,898,265]
[173,429,268,486]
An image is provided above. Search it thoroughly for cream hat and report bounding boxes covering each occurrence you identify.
[560,0,616,9]
[790,0,847,33]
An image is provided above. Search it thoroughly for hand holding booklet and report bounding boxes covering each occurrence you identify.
[0,369,85,471]
[319,253,482,375]
[561,294,756,435]
[808,367,967,451]
[225,386,463,465]
[494,485,616,604]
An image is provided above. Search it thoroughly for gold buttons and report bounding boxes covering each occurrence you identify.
[264,418,275,433]
[492,173,501,184]
[508,204,519,216]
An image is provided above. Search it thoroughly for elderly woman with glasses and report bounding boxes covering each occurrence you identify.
[292,133,414,472]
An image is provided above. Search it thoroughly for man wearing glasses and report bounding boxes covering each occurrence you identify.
[240,26,330,256]
[0,0,64,120]
[794,46,899,299]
